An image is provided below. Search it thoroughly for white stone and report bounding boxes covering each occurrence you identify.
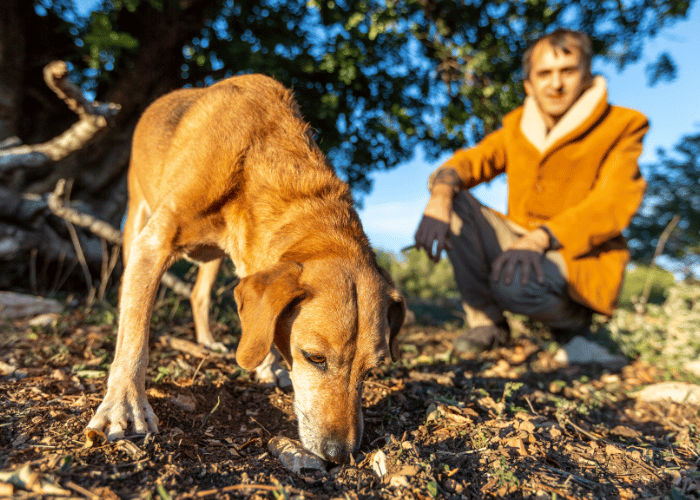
[636,382,700,405]
[553,336,628,369]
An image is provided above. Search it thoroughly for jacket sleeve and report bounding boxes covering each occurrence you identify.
[428,127,508,191]
[544,112,649,258]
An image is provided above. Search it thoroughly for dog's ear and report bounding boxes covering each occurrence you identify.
[234,261,306,371]
[377,266,406,362]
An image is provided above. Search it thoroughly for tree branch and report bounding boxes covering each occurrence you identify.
[0,61,120,172]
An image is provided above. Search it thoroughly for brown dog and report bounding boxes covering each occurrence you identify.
[86,74,405,464]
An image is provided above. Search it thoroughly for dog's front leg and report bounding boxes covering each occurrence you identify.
[87,213,176,440]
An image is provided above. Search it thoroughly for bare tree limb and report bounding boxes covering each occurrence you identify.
[0,61,120,172]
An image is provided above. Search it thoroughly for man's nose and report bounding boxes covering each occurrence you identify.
[551,71,563,89]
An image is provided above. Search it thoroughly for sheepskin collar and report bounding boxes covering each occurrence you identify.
[520,75,608,154]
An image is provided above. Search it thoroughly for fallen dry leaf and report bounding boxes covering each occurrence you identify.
[0,463,70,496]
[83,428,107,449]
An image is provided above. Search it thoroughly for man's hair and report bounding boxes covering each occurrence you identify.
[522,28,593,80]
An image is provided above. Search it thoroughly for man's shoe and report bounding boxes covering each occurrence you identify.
[452,323,511,355]
[553,336,628,370]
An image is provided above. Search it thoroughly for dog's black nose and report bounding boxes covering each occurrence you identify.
[321,438,352,464]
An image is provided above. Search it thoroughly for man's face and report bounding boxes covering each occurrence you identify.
[524,41,590,128]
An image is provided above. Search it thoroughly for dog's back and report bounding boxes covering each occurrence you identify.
[127,74,359,275]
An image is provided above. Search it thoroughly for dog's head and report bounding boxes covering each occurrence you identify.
[234,258,405,463]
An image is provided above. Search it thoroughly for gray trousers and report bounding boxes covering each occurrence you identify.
[446,192,591,330]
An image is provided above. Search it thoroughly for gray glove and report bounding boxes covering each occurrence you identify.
[414,215,451,262]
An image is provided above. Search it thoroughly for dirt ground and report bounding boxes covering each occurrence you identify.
[1,303,699,499]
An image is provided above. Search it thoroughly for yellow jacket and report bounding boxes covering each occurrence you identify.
[431,77,648,315]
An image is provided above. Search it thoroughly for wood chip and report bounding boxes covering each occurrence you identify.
[372,450,388,477]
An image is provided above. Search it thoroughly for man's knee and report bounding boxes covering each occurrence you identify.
[489,266,551,315]
[451,191,482,220]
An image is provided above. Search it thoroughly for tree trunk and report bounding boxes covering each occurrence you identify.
[0,0,26,141]
[0,1,216,297]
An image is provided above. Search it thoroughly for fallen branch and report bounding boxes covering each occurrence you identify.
[0,60,120,172]
[158,334,219,359]
[47,179,123,244]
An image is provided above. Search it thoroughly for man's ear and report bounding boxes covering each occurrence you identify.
[524,79,533,97]
[234,261,306,371]
[376,265,406,362]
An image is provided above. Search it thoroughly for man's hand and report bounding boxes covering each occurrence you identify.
[491,228,550,286]
[414,184,454,262]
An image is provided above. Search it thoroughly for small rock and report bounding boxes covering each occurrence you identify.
[389,475,410,488]
[12,434,30,447]
[397,465,421,477]
[683,360,700,377]
[518,420,536,434]
[0,361,27,379]
[273,366,292,389]
[443,478,464,494]
[605,444,622,455]
[28,313,60,327]
[611,425,641,439]
[267,436,325,474]
[171,394,196,412]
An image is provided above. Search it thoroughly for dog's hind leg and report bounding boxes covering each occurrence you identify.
[191,257,227,352]
[254,348,292,389]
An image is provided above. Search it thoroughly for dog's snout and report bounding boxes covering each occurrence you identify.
[321,437,352,464]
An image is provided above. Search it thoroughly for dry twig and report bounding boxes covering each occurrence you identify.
[47,178,193,299]
[636,213,681,313]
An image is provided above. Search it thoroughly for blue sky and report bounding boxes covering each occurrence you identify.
[358,3,700,254]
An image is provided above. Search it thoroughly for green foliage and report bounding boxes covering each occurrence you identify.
[645,51,678,86]
[609,280,700,369]
[376,249,457,300]
[491,456,520,489]
[84,12,139,69]
[42,0,693,196]
[628,132,700,274]
[618,264,677,309]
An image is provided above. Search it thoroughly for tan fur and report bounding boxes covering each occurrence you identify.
[86,74,405,464]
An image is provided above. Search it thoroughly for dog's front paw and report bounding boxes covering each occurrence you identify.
[86,384,159,441]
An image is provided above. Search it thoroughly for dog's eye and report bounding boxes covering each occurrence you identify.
[303,352,327,369]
